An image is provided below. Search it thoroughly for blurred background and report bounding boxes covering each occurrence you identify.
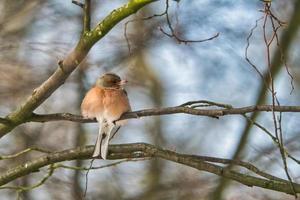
[0,0,300,199]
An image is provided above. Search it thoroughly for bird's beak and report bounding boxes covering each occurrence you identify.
[119,79,128,86]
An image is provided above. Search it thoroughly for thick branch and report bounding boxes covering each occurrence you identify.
[0,0,158,137]
[26,104,300,123]
[0,143,299,195]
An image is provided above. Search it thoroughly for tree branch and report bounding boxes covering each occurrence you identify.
[0,117,11,124]
[0,143,299,195]
[83,0,91,32]
[0,0,159,137]
[0,147,51,160]
[26,103,300,123]
[72,0,84,8]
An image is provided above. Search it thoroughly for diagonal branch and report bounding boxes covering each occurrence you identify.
[0,143,299,195]
[0,0,159,138]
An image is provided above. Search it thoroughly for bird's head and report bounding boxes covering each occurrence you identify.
[96,73,128,89]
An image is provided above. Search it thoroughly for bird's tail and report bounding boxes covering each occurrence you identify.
[92,120,114,159]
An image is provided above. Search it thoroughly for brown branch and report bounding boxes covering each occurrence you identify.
[0,143,299,195]
[26,103,300,123]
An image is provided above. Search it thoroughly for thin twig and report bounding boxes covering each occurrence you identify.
[83,158,94,198]
[0,164,55,192]
[242,114,300,165]
[262,2,297,197]
[124,0,219,53]
[160,0,219,44]
[72,0,84,8]
[269,11,294,94]
[0,147,52,160]
[245,16,271,92]
[83,0,91,32]
[124,6,167,53]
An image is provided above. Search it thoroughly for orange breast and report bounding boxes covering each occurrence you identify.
[103,89,131,123]
[81,87,105,119]
[81,86,131,123]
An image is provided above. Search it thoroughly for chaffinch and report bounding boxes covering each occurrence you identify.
[81,73,131,159]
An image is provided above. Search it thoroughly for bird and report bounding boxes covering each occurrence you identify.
[81,73,131,159]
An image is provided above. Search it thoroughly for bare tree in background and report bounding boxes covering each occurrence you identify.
[0,0,300,200]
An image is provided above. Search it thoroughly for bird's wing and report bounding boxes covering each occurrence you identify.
[81,87,104,119]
